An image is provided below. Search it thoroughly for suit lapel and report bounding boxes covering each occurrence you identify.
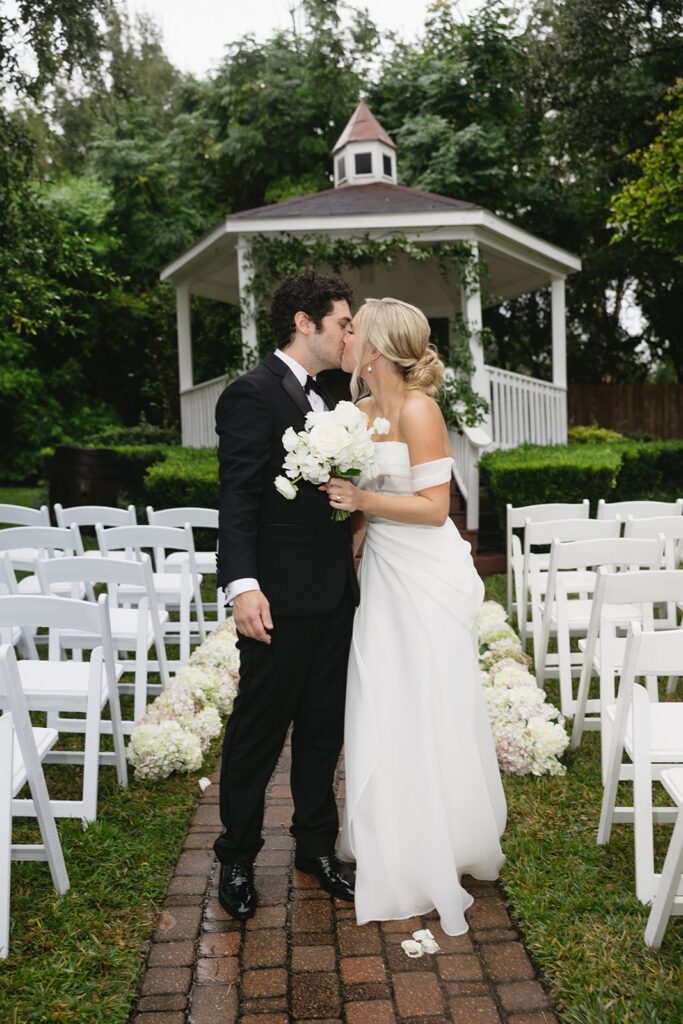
[263,351,312,419]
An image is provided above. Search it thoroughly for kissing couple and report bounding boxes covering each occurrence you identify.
[214,270,506,936]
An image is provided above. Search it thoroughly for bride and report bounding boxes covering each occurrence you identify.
[323,297,506,936]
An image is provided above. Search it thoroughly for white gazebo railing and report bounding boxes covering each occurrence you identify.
[180,375,228,447]
[486,365,567,449]
[449,424,493,532]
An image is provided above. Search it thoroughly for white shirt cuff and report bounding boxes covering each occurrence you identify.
[225,578,260,604]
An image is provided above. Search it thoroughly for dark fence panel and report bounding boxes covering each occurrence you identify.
[568,384,683,439]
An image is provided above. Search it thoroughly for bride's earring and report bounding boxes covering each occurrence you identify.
[366,364,373,373]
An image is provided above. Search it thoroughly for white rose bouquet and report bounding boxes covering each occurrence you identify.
[274,401,390,521]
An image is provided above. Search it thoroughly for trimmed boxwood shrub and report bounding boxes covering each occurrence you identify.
[480,440,683,529]
[144,447,218,510]
[568,425,624,444]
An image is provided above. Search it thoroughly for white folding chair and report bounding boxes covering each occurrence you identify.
[571,566,682,765]
[0,645,69,959]
[0,504,50,571]
[96,523,204,666]
[36,553,170,730]
[598,623,683,904]
[54,503,137,559]
[526,518,620,658]
[146,506,225,624]
[644,766,683,947]
[0,594,127,822]
[597,498,683,526]
[535,536,663,721]
[505,500,589,627]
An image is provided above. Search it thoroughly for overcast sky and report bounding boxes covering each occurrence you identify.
[121,0,484,77]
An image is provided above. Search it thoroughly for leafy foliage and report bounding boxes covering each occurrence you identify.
[611,80,683,259]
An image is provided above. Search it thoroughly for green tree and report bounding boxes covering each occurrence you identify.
[611,80,683,259]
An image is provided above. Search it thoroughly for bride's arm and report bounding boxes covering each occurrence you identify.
[324,397,452,527]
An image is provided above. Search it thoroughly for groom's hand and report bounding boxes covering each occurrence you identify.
[233,590,273,644]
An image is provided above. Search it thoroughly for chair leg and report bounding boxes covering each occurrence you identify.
[598,723,627,845]
[644,811,683,947]
[0,728,12,958]
[633,688,656,905]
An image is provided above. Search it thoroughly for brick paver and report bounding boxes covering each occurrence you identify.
[130,744,559,1023]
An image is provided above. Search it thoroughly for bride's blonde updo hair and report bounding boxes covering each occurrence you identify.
[351,297,445,401]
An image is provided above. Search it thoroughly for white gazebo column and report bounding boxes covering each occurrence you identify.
[237,237,259,363]
[460,242,492,433]
[176,282,193,392]
[551,276,568,440]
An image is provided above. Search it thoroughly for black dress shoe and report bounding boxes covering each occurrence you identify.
[294,853,355,901]
[218,861,257,921]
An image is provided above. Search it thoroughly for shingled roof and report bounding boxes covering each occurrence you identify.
[332,99,396,152]
[228,181,480,220]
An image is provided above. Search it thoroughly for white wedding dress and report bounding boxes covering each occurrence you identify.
[339,441,507,936]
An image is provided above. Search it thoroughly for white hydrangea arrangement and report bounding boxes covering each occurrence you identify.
[477,601,568,777]
[274,401,390,520]
[127,619,241,781]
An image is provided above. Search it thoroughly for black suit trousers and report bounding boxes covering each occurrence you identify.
[214,587,355,865]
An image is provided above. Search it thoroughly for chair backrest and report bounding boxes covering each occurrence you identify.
[0,591,109,635]
[54,504,136,529]
[0,504,50,528]
[506,500,589,531]
[550,535,664,574]
[96,524,198,579]
[597,567,683,609]
[36,552,154,592]
[597,498,683,521]
[146,506,218,530]
[525,517,620,549]
[624,515,683,540]
[97,523,195,556]
[619,622,683,697]
[0,524,83,558]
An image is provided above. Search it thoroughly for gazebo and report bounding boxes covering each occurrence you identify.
[160,101,581,530]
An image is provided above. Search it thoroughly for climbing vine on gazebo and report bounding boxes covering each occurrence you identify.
[242,233,491,429]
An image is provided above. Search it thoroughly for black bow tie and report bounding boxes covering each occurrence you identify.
[304,375,328,404]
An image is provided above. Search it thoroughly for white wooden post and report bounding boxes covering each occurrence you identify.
[176,283,193,392]
[460,242,492,433]
[237,237,258,363]
[551,276,568,441]
[551,277,567,388]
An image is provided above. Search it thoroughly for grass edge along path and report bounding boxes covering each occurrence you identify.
[484,574,683,1024]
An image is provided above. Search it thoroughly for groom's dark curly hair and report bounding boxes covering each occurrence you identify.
[270,270,353,348]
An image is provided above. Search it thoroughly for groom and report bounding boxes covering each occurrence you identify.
[214,270,360,920]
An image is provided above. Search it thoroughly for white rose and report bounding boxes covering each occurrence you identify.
[274,475,297,500]
[373,417,390,435]
[333,401,367,429]
[282,427,299,452]
[307,420,350,460]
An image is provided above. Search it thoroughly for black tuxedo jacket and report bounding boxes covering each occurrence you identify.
[215,353,359,616]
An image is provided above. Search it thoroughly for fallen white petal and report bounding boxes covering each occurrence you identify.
[198,777,212,791]
[401,939,423,958]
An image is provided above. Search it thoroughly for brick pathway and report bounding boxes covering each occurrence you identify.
[131,743,560,1024]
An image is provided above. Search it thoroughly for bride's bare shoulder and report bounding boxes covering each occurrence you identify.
[355,396,375,415]
[399,391,442,427]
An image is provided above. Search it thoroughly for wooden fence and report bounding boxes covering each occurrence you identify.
[568,384,683,439]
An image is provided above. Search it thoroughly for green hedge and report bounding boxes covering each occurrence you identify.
[480,440,683,528]
[143,447,218,510]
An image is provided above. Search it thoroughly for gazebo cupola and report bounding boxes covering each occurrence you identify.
[332,100,397,188]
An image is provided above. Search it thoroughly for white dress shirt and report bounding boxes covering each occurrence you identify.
[225,350,328,604]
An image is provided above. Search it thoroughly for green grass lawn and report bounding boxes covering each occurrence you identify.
[0,486,47,511]
[484,573,683,1024]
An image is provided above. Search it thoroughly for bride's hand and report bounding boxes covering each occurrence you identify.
[320,477,363,513]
